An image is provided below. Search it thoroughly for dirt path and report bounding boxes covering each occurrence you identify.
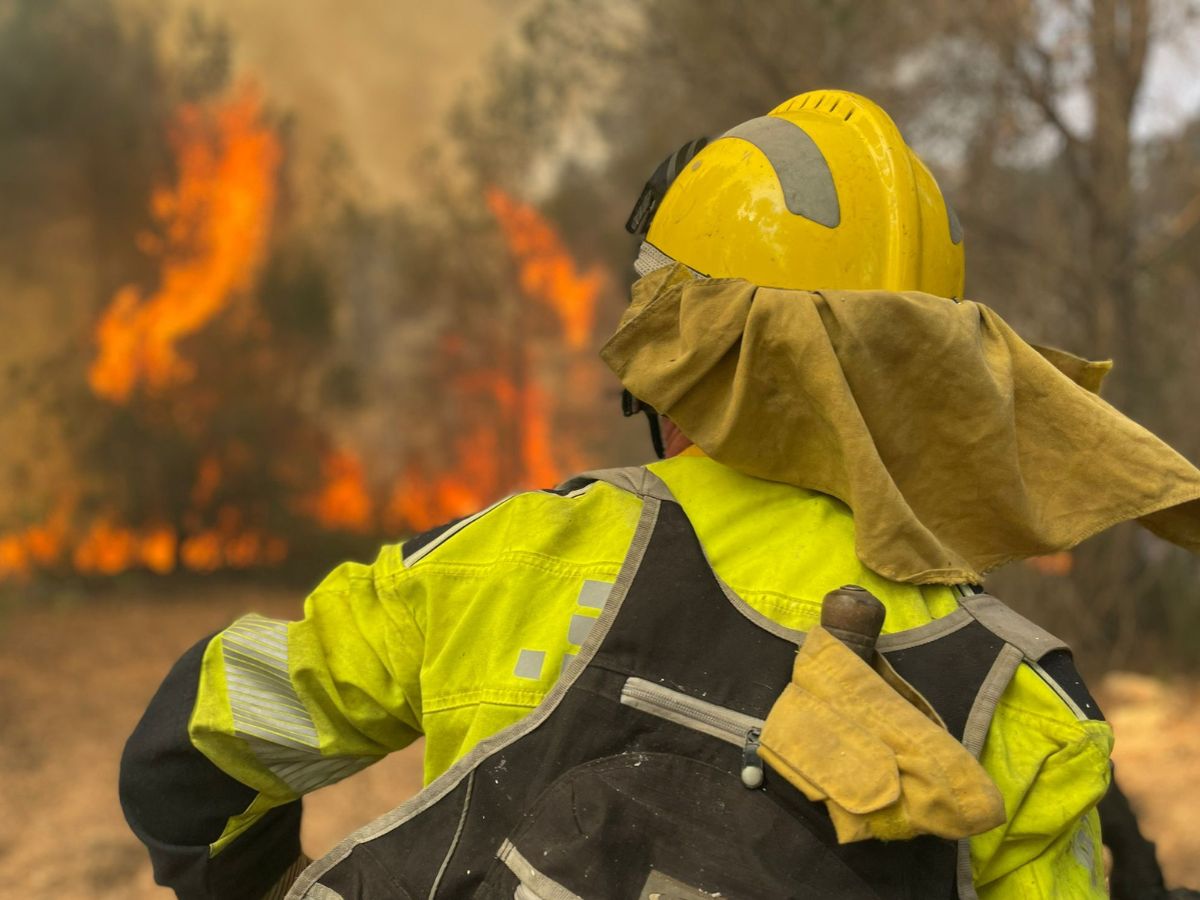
[0,588,1196,897]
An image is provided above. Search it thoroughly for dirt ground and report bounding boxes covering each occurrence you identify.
[0,586,1197,898]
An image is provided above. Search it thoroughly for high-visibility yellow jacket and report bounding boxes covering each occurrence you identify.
[122,451,1113,899]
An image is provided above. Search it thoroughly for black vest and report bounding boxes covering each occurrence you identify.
[290,468,1101,900]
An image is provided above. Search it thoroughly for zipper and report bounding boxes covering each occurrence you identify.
[619,677,767,788]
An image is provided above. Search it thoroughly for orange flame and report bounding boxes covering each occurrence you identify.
[89,85,281,403]
[303,449,375,533]
[485,187,605,350]
[2,181,610,580]
[0,501,71,580]
[383,190,605,534]
[0,83,295,583]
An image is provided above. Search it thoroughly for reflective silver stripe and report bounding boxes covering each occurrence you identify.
[955,643,1023,899]
[577,579,612,609]
[402,494,517,568]
[304,885,345,900]
[634,241,701,278]
[720,116,841,227]
[427,771,475,900]
[513,649,545,680]
[566,614,596,646]
[223,616,318,749]
[244,736,375,795]
[1028,658,1089,720]
[620,677,762,746]
[222,614,376,794]
[498,840,584,900]
[562,466,677,502]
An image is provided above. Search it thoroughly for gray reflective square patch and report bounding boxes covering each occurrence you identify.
[512,649,545,680]
[577,579,613,609]
[639,869,717,900]
[567,614,596,646]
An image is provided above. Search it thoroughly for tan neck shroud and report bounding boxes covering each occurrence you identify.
[602,265,1200,584]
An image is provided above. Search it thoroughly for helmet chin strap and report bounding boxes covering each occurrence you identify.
[621,389,666,459]
[623,136,710,461]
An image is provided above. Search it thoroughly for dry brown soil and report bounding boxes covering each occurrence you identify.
[0,587,1196,898]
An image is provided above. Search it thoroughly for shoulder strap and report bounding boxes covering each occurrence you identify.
[957,594,1068,660]
[959,593,1103,721]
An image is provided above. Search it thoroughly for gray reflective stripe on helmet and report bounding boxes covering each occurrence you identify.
[222,615,376,794]
[945,195,964,245]
[720,116,841,227]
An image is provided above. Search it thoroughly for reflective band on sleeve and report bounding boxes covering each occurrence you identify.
[221,614,375,794]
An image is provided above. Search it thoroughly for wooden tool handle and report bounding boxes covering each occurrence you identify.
[820,585,886,661]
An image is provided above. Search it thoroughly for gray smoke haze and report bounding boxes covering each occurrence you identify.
[152,0,535,203]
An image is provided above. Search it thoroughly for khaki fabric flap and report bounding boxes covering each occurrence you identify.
[759,682,901,814]
[601,266,1200,584]
[757,627,1006,844]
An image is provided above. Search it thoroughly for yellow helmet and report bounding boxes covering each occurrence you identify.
[643,90,964,298]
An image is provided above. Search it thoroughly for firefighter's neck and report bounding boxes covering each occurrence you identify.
[661,418,694,458]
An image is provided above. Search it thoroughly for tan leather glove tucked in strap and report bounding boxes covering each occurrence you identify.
[758,627,1006,844]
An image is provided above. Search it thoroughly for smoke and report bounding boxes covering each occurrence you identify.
[144,0,536,204]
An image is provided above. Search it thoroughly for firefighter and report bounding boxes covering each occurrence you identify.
[121,90,1200,900]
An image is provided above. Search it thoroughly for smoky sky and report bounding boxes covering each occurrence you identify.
[153,0,534,203]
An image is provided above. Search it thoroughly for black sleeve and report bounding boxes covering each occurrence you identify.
[120,635,303,900]
[1101,766,1169,900]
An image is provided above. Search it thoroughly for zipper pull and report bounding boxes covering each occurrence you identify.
[741,726,764,789]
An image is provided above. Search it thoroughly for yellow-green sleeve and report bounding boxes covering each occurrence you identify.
[189,547,424,853]
[972,664,1114,898]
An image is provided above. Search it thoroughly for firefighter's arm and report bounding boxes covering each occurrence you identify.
[970,663,1115,899]
[120,549,423,900]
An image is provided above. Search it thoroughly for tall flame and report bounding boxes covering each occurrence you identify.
[0,85,291,583]
[89,86,281,402]
[2,173,608,580]
[485,188,605,351]
[383,190,605,533]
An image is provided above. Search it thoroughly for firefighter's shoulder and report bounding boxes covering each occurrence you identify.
[394,475,645,570]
